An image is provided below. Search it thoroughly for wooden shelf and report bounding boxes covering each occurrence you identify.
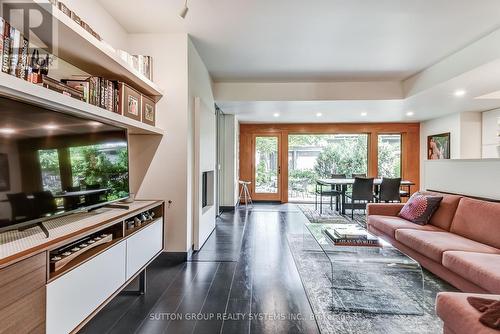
[0,72,164,135]
[32,0,163,102]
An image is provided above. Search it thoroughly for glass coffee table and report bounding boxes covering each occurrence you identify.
[304,222,424,315]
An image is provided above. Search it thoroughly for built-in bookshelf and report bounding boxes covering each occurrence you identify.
[32,0,163,101]
[0,71,164,135]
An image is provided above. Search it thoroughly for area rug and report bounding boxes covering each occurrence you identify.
[297,203,367,226]
[290,208,457,334]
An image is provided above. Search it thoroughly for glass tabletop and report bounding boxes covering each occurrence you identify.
[303,222,424,315]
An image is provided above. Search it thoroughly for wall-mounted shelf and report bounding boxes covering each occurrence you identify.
[0,72,164,135]
[32,0,163,102]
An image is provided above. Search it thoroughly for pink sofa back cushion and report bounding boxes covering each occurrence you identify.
[450,197,500,249]
[421,191,462,231]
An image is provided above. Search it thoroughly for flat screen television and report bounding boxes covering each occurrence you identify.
[0,96,129,234]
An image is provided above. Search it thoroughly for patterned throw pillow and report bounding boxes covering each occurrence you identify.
[398,192,443,225]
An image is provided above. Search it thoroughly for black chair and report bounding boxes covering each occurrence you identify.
[64,186,82,210]
[7,193,34,222]
[352,173,367,178]
[85,184,103,206]
[315,174,346,214]
[345,177,374,219]
[375,178,402,202]
[32,191,57,217]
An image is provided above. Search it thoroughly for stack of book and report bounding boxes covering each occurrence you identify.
[325,224,380,247]
[117,50,154,81]
[62,77,119,113]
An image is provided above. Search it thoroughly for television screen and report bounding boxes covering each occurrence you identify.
[0,97,129,232]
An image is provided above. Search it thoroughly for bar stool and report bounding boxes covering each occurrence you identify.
[238,180,253,208]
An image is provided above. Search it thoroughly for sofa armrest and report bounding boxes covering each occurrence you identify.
[367,203,405,217]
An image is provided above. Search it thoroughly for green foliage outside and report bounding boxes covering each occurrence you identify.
[378,139,401,178]
[70,145,129,200]
[38,144,129,201]
[255,137,277,191]
[313,136,368,178]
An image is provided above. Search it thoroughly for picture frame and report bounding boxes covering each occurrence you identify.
[428,132,451,160]
[118,83,142,121]
[141,95,156,126]
[0,154,10,191]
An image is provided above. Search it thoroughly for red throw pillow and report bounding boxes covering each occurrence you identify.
[398,192,443,225]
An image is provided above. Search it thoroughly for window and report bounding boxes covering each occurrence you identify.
[288,134,368,202]
[38,149,62,193]
[378,134,401,178]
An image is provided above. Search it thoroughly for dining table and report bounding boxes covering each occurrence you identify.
[315,178,415,214]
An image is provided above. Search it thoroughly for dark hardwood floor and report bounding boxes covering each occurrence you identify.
[80,204,320,334]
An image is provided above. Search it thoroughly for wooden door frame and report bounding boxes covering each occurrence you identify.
[250,132,286,201]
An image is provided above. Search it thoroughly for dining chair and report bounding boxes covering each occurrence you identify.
[344,177,374,219]
[316,174,346,214]
[375,177,402,202]
[32,191,58,217]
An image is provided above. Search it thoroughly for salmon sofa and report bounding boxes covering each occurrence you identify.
[367,193,500,334]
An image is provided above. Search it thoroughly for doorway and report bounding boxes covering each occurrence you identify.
[251,133,283,201]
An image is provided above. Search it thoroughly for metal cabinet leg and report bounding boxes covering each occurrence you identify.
[121,269,147,295]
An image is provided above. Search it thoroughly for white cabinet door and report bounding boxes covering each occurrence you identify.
[126,218,163,280]
[46,242,126,334]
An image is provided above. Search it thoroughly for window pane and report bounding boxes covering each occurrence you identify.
[288,134,368,202]
[38,149,62,193]
[255,136,278,193]
[378,134,401,178]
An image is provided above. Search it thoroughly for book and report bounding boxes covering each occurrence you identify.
[41,75,84,100]
[1,19,9,73]
[325,226,380,247]
[18,36,29,80]
[61,79,90,103]
[9,26,20,77]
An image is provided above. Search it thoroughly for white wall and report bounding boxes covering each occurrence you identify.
[188,38,217,250]
[424,159,500,200]
[63,0,129,50]
[127,33,191,253]
[420,111,484,189]
[482,109,500,158]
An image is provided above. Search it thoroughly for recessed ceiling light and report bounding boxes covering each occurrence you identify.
[316,112,323,117]
[454,89,466,97]
[406,111,415,117]
[88,121,102,127]
[0,128,15,134]
[273,113,280,118]
[361,112,368,117]
[44,124,58,130]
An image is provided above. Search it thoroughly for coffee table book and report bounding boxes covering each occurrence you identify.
[325,227,381,247]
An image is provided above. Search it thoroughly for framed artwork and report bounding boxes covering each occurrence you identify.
[119,83,142,121]
[141,96,156,126]
[428,133,451,160]
[0,154,10,191]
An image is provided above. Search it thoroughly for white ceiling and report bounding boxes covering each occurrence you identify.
[98,0,500,81]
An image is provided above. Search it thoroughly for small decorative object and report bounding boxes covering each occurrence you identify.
[70,12,81,26]
[0,154,10,191]
[428,133,451,160]
[71,247,80,252]
[141,95,156,126]
[134,217,141,227]
[398,192,443,225]
[126,220,135,230]
[139,213,147,222]
[62,252,71,256]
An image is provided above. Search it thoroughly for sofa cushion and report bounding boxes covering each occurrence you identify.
[450,198,500,249]
[395,229,500,263]
[436,292,500,334]
[398,192,443,225]
[443,251,500,294]
[422,191,462,231]
[367,215,444,238]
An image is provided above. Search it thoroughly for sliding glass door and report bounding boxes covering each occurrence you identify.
[288,134,368,202]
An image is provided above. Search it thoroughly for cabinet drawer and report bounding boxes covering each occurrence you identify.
[46,241,126,334]
[126,219,163,280]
